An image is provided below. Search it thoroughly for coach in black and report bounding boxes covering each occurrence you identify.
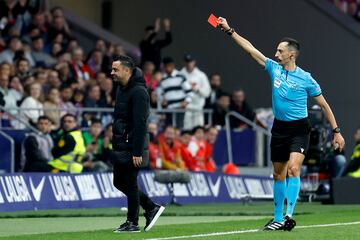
[111,55,165,233]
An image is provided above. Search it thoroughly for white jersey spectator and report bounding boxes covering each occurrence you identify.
[180,54,211,130]
[18,82,44,128]
[0,74,22,127]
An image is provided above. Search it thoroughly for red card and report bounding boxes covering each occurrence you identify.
[207,14,218,28]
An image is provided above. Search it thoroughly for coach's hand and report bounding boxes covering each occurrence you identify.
[333,133,345,151]
[133,156,143,167]
[217,17,230,31]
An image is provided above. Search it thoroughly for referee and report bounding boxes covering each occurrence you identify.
[217,17,345,231]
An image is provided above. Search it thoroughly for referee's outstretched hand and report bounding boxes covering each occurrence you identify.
[133,156,143,167]
[333,133,345,152]
[217,17,230,31]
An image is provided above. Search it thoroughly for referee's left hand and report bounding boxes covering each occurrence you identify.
[333,133,345,151]
[133,156,142,167]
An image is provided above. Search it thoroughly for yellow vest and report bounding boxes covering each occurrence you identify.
[348,143,360,178]
[49,130,86,173]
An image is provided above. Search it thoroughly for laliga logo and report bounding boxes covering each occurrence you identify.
[30,177,46,202]
[207,176,221,197]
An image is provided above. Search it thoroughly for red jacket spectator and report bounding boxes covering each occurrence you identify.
[158,127,186,170]
[149,141,162,169]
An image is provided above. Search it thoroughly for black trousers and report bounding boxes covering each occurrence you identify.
[113,156,156,225]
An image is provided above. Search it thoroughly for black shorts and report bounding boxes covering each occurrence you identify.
[271,118,311,163]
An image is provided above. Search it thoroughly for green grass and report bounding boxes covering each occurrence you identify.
[0,202,359,240]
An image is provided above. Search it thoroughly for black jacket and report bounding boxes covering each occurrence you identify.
[112,68,150,156]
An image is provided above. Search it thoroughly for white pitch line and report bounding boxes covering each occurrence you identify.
[145,221,360,240]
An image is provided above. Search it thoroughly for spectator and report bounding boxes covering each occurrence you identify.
[48,15,71,45]
[0,73,22,126]
[148,122,162,169]
[31,35,57,67]
[343,127,360,177]
[83,118,103,158]
[48,113,86,173]
[87,49,103,76]
[71,88,85,108]
[83,84,104,126]
[204,126,219,171]
[82,118,110,172]
[325,148,347,178]
[66,38,79,53]
[15,57,32,81]
[95,38,107,53]
[143,61,157,90]
[9,76,24,100]
[158,125,186,170]
[50,42,62,58]
[95,71,107,83]
[22,115,54,172]
[99,77,113,107]
[59,84,76,114]
[43,87,64,128]
[139,18,172,70]
[179,130,197,171]
[34,71,48,88]
[0,62,12,76]
[98,123,113,169]
[157,57,191,129]
[180,54,211,130]
[205,73,225,109]
[212,92,231,127]
[229,89,257,128]
[94,39,113,74]
[28,12,49,43]
[56,61,75,86]
[0,36,22,64]
[70,47,92,82]
[19,81,44,128]
[188,126,216,172]
[47,69,61,89]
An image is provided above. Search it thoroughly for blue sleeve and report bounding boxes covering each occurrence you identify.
[307,74,322,97]
[264,58,279,81]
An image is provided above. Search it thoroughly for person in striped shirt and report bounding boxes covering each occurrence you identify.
[157,57,192,129]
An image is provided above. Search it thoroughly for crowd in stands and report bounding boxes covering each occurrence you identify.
[331,0,360,20]
[0,5,266,174]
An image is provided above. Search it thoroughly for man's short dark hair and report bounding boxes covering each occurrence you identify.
[280,37,300,53]
[38,115,52,122]
[90,118,102,125]
[192,126,205,134]
[16,57,29,67]
[209,73,221,79]
[181,130,192,136]
[113,55,135,70]
[162,56,174,65]
[218,92,230,98]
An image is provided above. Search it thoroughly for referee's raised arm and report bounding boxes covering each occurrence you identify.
[217,17,266,67]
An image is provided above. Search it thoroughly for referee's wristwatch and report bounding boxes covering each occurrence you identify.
[333,127,341,134]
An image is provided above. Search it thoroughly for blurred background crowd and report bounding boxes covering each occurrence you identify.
[0,0,359,180]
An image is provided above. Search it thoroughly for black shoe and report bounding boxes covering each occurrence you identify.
[144,205,165,232]
[114,221,140,233]
[283,215,296,231]
[263,220,285,231]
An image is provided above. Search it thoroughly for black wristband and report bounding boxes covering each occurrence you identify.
[226,28,235,36]
[333,127,341,133]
